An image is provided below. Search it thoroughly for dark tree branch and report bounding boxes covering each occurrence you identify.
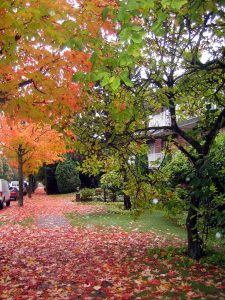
[203,107,225,155]
[18,79,34,88]
[173,140,197,165]
[33,81,45,94]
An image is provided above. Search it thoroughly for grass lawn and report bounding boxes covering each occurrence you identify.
[66,202,187,240]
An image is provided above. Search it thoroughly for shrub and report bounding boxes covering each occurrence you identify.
[162,152,193,186]
[100,171,122,193]
[161,132,225,234]
[55,158,80,193]
[80,188,95,201]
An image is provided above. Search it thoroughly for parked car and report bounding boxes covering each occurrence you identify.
[0,179,10,209]
[9,181,19,189]
[9,181,27,195]
[9,187,19,200]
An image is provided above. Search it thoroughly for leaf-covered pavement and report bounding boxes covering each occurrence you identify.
[0,188,224,299]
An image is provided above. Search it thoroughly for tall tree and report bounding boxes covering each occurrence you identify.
[0,118,67,206]
[72,0,225,259]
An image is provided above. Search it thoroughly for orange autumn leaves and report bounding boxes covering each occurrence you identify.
[0,118,67,175]
[0,0,118,123]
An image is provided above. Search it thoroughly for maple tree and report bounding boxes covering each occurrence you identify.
[71,0,225,259]
[0,0,101,124]
[0,118,67,206]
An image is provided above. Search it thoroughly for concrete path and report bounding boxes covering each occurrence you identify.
[36,215,70,228]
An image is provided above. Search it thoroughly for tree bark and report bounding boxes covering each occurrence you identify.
[17,146,24,207]
[122,170,132,209]
[124,194,131,210]
[28,174,33,198]
[112,192,116,202]
[186,197,204,260]
[103,188,106,202]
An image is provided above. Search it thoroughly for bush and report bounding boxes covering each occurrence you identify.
[161,132,225,232]
[55,158,80,193]
[100,171,122,193]
[162,152,193,186]
[80,188,95,201]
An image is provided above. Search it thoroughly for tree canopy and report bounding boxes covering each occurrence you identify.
[0,118,67,205]
[71,0,225,259]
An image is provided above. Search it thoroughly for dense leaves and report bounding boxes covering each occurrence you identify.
[55,157,81,194]
[0,0,122,127]
[0,156,16,181]
[70,0,225,259]
[0,119,67,205]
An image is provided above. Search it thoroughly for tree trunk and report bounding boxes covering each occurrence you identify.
[122,170,132,209]
[28,174,33,198]
[112,192,116,202]
[17,146,24,207]
[124,194,131,210]
[103,188,106,202]
[186,197,203,260]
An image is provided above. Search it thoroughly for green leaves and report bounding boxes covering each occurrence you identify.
[119,27,132,41]
[90,52,98,67]
[72,72,85,83]
[161,0,187,10]
[120,70,133,87]
[102,7,109,21]
[66,38,83,51]
[119,25,145,43]
[111,78,121,91]
[131,32,143,44]
[101,74,110,87]
[118,54,133,66]
[151,10,167,35]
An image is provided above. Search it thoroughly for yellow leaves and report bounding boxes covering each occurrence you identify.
[0,12,14,28]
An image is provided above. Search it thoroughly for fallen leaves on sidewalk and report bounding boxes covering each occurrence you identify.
[0,188,107,224]
[0,188,224,299]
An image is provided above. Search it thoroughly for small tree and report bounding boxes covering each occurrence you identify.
[0,156,15,181]
[0,119,67,206]
[55,158,81,194]
[100,171,122,202]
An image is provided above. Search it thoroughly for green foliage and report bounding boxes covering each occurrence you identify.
[100,201,131,215]
[162,153,193,186]
[0,156,16,181]
[208,132,225,189]
[55,158,80,194]
[160,133,225,241]
[200,249,225,266]
[70,0,225,259]
[66,205,186,238]
[79,188,95,201]
[100,171,122,193]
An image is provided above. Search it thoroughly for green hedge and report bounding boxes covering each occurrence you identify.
[55,158,80,193]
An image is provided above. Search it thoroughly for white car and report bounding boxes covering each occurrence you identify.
[0,179,11,209]
[9,181,19,189]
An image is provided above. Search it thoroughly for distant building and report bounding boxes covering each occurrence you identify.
[147,108,199,168]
